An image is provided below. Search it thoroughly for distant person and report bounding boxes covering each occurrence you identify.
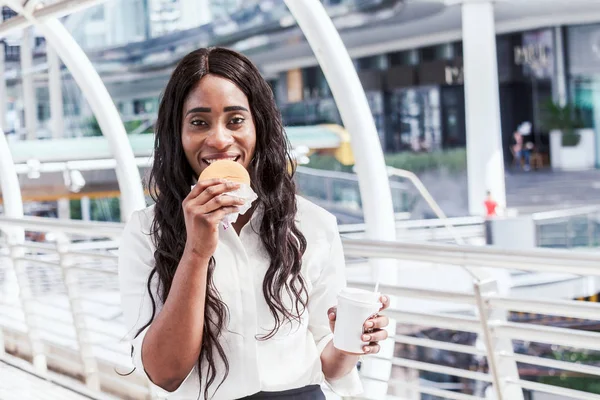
[484,191,497,245]
[511,122,532,171]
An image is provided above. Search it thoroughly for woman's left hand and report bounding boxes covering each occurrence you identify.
[328,295,391,355]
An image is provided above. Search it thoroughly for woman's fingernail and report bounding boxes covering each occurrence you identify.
[329,313,335,319]
[363,335,371,341]
[364,347,370,353]
[382,296,388,303]
[365,321,374,328]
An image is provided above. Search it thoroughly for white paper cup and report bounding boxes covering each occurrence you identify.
[333,288,381,354]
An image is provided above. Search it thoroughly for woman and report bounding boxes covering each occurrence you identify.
[118,47,390,400]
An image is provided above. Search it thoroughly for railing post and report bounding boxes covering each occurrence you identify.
[56,234,101,391]
[325,176,334,205]
[6,231,48,374]
[566,218,573,248]
[473,279,524,400]
[587,214,594,248]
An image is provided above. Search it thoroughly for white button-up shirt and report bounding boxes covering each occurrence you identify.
[118,196,363,399]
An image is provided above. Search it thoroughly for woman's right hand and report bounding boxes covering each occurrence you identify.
[182,178,245,260]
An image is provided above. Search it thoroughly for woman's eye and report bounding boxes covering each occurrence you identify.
[191,120,206,126]
[230,117,245,125]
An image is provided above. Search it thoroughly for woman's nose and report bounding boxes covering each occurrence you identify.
[205,125,234,149]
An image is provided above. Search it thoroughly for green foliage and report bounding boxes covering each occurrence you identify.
[539,376,600,394]
[536,350,600,394]
[562,131,582,147]
[91,197,120,222]
[304,149,467,174]
[84,116,102,137]
[69,197,120,222]
[542,100,584,147]
[84,117,154,136]
[70,199,82,220]
[124,119,154,134]
[384,149,467,173]
[304,154,353,173]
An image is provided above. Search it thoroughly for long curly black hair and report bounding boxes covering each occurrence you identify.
[134,47,308,398]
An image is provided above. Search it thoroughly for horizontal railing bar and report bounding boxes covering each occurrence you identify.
[68,266,118,276]
[487,296,600,321]
[0,216,124,237]
[416,386,484,400]
[389,381,485,400]
[342,239,600,276]
[14,257,60,267]
[532,206,600,221]
[393,335,486,356]
[387,310,481,333]
[16,242,56,251]
[392,358,492,382]
[508,378,600,400]
[348,282,475,304]
[339,216,484,234]
[502,352,600,376]
[63,250,118,260]
[493,322,600,351]
[69,240,120,251]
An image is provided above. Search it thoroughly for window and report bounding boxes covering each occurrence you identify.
[2,6,16,21]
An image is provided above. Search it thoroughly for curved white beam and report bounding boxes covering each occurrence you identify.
[0,131,23,219]
[9,3,145,220]
[0,130,49,374]
[284,0,396,250]
[0,0,106,39]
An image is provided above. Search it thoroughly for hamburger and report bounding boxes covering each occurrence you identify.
[199,159,250,185]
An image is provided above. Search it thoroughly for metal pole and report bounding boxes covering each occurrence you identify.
[1,125,47,374]
[20,27,36,140]
[47,45,64,139]
[473,279,524,400]
[56,234,100,391]
[387,167,466,245]
[0,41,7,130]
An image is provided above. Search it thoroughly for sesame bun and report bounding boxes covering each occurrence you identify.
[199,159,251,185]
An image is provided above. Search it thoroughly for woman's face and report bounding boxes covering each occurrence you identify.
[181,74,257,178]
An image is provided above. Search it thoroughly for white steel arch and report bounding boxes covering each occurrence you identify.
[284,0,397,256]
[2,0,145,221]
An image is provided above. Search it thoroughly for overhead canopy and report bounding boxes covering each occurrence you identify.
[7,124,354,164]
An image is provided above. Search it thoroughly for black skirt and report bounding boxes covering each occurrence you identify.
[238,385,325,400]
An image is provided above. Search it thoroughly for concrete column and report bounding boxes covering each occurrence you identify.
[553,26,568,107]
[20,27,37,140]
[461,0,506,215]
[47,45,64,139]
[81,196,91,221]
[0,42,7,130]
[57,197,70,219]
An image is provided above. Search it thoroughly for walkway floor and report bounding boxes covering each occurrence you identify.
[506,168,600,213]
[0,359,93,400]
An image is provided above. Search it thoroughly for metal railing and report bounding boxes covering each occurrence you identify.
[295,166,413,217]
[533,206,600,249]
[1,216,600,400]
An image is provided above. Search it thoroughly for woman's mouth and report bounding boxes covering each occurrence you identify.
[202,155,241,165]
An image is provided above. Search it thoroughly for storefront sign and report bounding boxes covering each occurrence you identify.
[514,29,554,79]
[445,65,464,85]
[514,43,551,69]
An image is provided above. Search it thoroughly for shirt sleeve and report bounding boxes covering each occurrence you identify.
[307,217,363,397]
[118,209,195,398]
